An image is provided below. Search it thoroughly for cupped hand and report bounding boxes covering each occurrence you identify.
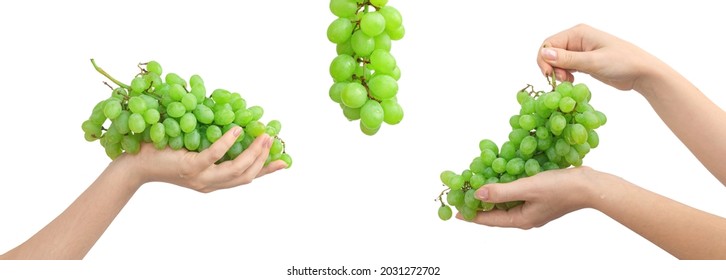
[120,126,287,192]
[457,167,598,229]
[537,24,662,91]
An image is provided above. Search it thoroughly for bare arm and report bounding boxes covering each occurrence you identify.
[464,167,726,259]
[537,24,726,185]
[0,128,283,259]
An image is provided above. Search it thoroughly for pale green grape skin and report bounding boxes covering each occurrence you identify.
[327,18,355,44]
[556,81,574,96]
[380,99,403,125]
[341,83,368,108]
[268,120,282,134]
[150,123,165,143]
[169,135,184,150]
[369,49,396,74]
[559,97,576,113]
[184,130,201,151]
[480,149,497,166]
[248,106,264,121]
[194,105,215,125]
[167,102,186,118]
[520,135,537,155]
[505,158,525,176]
[374,33,392,51]
[246,121,266,137]
[329,82,347,103]
[438,205,453,221]
[181,94,197,111]
[330,0,358,18]
[469,157,486,174]
[378,6,402,31]
[341,105,361,120]
[131,77,147,94]
[518,114,536,131]
[492,158,507,174]
[280,153,293,168]
[143,109,160,125]
[170,84,186,101]
[180,113,197,133]
[360,99,384,129]
[360,12,386,37]
[104,100,122,120]
[464,189,480,208]
[470,174,486,189]
[128,96,147,114]
[446,189,464,207]
[122,134,141,154]
[234,109,254,126]
[588,130,600,148]
[571,83,590,103]
[367,74,398,99]
[146,61,162,76]
[479,139,498,155]
[360,120,381,136]
[165,73,187,88]
[440,170,456,185]
[500,142,516,160]
[351,30,375,57]
[206,125,222,142]
[387,24,405,40]
[370,0,388,7]
[164,118,181,137]
[337,40,355,56]
[189,74,204,88]
[460,206,477,221]
[446,175,465,190]
[214,109,235,126]
[570,123,588,144]
[524,159,540,176]
[128,113,146,134]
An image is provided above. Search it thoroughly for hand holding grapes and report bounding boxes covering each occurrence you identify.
[125,127,286,193]
[536,23,667,92]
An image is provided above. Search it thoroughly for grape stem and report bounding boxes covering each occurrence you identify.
[436,188,448,205]
[549,71,557,91]
[91,59,130,90]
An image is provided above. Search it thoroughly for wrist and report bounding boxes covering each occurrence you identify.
[107,153,148,189]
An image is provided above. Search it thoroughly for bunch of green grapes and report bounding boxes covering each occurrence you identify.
[436,80,606,221]
[327,0,405,135]
[81,59,292,167]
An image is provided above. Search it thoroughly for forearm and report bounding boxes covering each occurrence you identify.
[587,171,726,259]
[635,65,726,185]
[1,156,142,259]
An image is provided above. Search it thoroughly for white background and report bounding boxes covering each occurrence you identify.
[1,0,725,278]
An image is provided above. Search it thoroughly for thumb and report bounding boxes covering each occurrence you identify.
[540,47,594,73]
[475,182,531,203]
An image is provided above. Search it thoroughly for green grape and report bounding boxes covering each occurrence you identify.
[341,83,368,108]
[479,139,498,155]
[128,96,147,114]
[571,83,590,103]
[565,147,580,165]
[327,18,354,44]
[270,138,284,155]
[194,105,215,124]
[535,126,550,139]
[440,170,456,185]
[370,49,396,74]
[500,142,516,160]
[469,157,485,174]
[520,135,537,155]
[105,125,122,144]
[89,101,107,126]
[438,205,453,221]
[446,189,464,207]
[128,113,146,134]
[570,123,588,145]
[153,135,168,150]
[360,11,386,37]
[105,142,123,159]
[165,73,187,88]
[351,30,375,57]
[573,143,591,158]
[390,66,401,80]
[537,137,553,151]
[518,114,536,131]
[371,0,387,6]
[559,97,576,113]
[508,129,529,147]
[524,159,540,176]
[164,118,181,137]
[556,81,573,96]
[360,119,380,135]
[588,130,600,148]
[143,109,160,124]
[198,137,211,152]
[190,85,206,104]
[377,99,402,124]
[446,175,465,190]
[505,158,525,176]
[168,135,184,150]
[227,142,244,159]
[378,6,402,31]
[329,82,347,103]
[184,130,201,151]
[141,95,159,109]
[188,74,203,88]
[81,120,103,138]
[542,161,559,171]
[267,120,282,134]
[470,174,486,189]
[205,125,222,142]
[491,157,507,174]
[480,149,497,167]
[464,189,480,208]
[181,94,197,111]
[248,106,264,121]
[516,90,532,105]
[330,0,358,17]
[499,174,516,183]
[167,102,186,118]
[265,125,278,137]
[360,99,384,129]
[342,105,361,120]
[143,72,162,89]
[234,108,254,126]
[122,134,141,154]
[150,122,165,143]
[549,114,566,135]
[170,84,186,101]
[246,121,266,137]
[544,91,561,109]
[374,33,391,51]
[555,138,571,156]
[460,206,477,221]
[146,61,162,76]
[367,74,398,99]
[279,153,293,168]
[131,77,148,94]
[211,89,233,104]
[337,40,355,56]
[214,109,235,126]
[595,111,607,126]
[104,100,122,119]
[179,113,197,133]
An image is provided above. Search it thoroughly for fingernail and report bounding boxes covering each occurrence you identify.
[266,136,273,148]
[233,127,242,136]
[475,187,489,200]
[542,48,557,61]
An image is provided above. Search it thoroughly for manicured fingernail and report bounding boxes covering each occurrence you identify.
[542,48,557,61]
[233,127,242,136]
[476,187,489,200]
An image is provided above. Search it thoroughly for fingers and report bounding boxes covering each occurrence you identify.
[230,136,274,185]
[192,126,243,171]
[255,160,288,178]
[475,178,536,204]
[537,23,598,78]
[540,47,596,76]
[456,207,536,229]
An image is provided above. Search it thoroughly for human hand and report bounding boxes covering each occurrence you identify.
[117,126,286,192]
[537,24,664,92]
[457,167,599,229]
